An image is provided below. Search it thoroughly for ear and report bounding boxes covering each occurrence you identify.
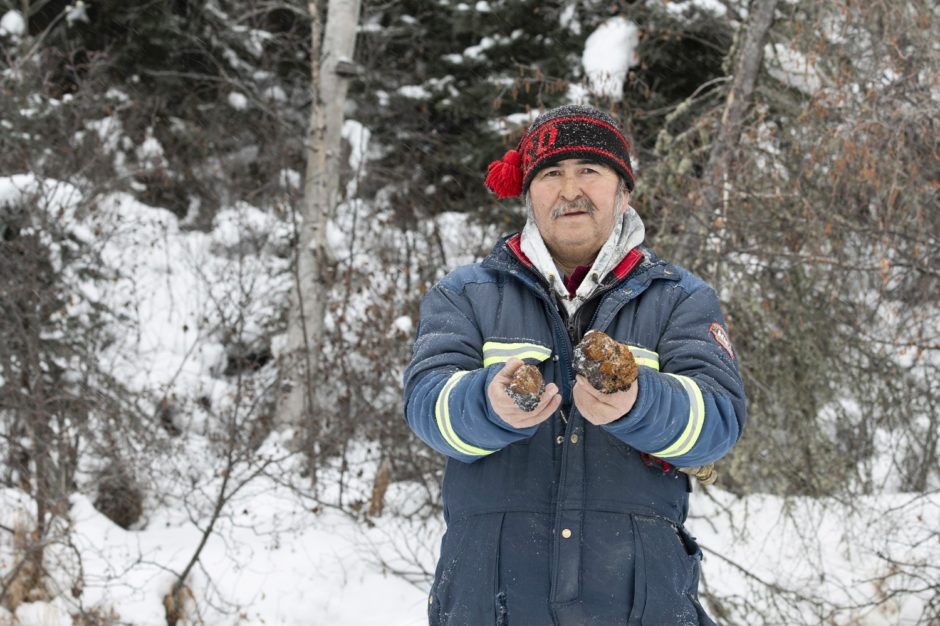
[615,189,631,215]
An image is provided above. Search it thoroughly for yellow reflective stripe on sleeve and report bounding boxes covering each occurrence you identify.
[434,371,496,457]
[482,341,552,367]
[653,373,705,458]
[627,345,660,371]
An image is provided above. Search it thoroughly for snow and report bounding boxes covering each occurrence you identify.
[359,15,384,33]
[2,455,432,625]
[263,85,288,102]
[5,475,939,625]
[765,42,823,95]
[342,119,371,196]
[566,82,591,104]
[392,315,413,335]
[0,175,80,214]
[65,1,90,26]
[486,110,540,135]
[22,187,292,436]
[689,489,940,624]
[278,168,301,191]
[80,115,132,176]
[105,87,130,103]
[0,10,26,38]
[227,92,249,110]
[582,17,640,100]
[663,0,728,17]
[396,85,431,100]
[463,36,496,60]
[14,599,71,626]
[136,127,167,167]
[559,4,581,35]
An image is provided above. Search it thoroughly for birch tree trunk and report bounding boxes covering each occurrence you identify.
[676,0,779,269]
[276,0,362,430]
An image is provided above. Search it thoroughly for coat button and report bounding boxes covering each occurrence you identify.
[561,528,572,539]
[556,435,564,445]
[570,434,579,444]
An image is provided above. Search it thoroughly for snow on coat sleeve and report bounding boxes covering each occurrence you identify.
[603,275,746,467]
[403,280,539,463]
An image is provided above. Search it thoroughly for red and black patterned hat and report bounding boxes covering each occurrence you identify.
[484,104,635,199]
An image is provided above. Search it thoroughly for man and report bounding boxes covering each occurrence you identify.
[404,104,746,625]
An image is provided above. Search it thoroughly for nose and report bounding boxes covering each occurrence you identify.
[559,173,581,201]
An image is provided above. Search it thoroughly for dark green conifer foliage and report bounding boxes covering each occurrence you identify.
[354,0,588,226]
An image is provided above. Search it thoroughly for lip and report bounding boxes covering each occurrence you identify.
[558,211,589,218]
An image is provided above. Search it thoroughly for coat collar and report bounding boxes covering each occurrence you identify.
[510,206,645,315]
[483,232,676,301]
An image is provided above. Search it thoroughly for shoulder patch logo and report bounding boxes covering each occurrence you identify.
[709,322,735,360]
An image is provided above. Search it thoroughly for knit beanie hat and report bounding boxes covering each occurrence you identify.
[485,104,635,199]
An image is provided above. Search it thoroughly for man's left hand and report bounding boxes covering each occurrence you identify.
[573,374,638,425]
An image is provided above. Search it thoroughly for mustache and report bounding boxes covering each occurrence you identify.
[550,196,597,219]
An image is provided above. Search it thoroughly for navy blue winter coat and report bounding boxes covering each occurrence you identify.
[404,234,746,625]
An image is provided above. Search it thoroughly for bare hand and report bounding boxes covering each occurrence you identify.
[487,358,561,429]
[573,374,638,425]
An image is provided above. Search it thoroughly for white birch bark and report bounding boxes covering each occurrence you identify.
[276,0,362,428]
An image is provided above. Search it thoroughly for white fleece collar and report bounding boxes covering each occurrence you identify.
[521,206,646,316]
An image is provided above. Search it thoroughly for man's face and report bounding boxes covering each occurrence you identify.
[528,159,627,267]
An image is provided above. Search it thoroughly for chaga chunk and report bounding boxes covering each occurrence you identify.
[507,364,545,412]
[573,330,638,394]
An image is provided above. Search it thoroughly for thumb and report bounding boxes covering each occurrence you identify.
[497,358,525,381]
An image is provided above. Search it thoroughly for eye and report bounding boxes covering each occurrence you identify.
[541,169,561,178]
[581,166,599,175]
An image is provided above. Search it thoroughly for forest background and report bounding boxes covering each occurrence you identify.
[1,0,939,624]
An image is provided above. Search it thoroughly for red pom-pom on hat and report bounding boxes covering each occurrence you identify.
[485,149,523,199]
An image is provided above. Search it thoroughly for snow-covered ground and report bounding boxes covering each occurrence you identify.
[4,473,938,624]
[1,466,435,626]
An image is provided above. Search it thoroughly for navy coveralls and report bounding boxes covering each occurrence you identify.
[404,235,746,625]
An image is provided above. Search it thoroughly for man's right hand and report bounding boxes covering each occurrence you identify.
[487,358,561,429]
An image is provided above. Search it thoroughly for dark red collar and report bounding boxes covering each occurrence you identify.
[563,265,591,298]
[611,247,644,280]
[506,233,533,267]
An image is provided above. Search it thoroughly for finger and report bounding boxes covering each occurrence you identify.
[572,383,615,424]
[573,390,597,415]
[575,376,622,408]
[509,386,561,426]
[489,360,524,401]
[571,382,594,415]
[535,383,560,409]
[514,395,559,427]
[531,388,562,421]
[574,376,606,402]
[512,386,556,423]
[496,358,526,383]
